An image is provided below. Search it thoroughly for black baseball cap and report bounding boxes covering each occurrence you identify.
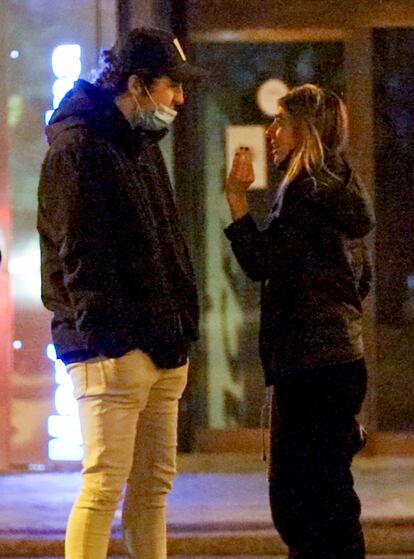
[113,27,206,82]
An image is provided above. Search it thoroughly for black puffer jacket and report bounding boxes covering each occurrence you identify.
[38,80,199,367]
[225,158,375,386]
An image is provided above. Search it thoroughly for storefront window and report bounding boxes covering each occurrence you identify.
[374,29,414,430]
[194,41,344,428]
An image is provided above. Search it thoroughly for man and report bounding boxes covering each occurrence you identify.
[38,27,203,559]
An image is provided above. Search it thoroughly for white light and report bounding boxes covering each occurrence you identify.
[52,44,81,79]
[55,383,78,417]
[256,79,289,117]
[46,343,57,362]
[48,439,83,461]
[47,343,83,461]
[52,77,74,108]
[9,243,42,306]
[12,340,23,350]
[45,44,82,129]
[10,50,20,59]
[9,247,40,275]
[48,416,82,443]
[45,109,54,125]
[55,359,70,385]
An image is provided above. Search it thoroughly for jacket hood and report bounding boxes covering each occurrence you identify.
[45,80,122,145]
[300,156,375,239]
[45,79,167,147]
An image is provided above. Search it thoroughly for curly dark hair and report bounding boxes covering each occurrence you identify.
[93,46,164,96]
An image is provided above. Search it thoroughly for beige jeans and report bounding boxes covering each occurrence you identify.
[65,349,188,559]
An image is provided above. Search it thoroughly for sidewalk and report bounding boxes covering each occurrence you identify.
[1,454,414,556]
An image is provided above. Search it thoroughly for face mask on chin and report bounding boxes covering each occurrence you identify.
[131,87,178,131]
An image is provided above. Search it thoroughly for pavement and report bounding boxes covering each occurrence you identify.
[1,453,414,557]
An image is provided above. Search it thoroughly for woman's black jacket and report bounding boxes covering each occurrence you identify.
[37,80,199,367]
[225,161,375,386]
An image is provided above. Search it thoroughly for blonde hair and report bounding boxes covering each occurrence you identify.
[275,84,348,212]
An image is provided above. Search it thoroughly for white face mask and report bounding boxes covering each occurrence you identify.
[131,87,178,131]
[153,103,178,126]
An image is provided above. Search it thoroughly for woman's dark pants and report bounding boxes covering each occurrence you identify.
[269,359,367,559]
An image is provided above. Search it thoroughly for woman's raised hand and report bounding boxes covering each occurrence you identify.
[225,147,255,195]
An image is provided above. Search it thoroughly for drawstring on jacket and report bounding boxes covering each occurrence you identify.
[260,386,273,461]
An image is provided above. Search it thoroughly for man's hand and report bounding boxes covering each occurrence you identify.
[225,147,255,195]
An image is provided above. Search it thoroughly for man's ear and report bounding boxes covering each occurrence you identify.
[127,74,142,96]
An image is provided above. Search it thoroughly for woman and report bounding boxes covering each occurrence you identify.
[224,84,375,559]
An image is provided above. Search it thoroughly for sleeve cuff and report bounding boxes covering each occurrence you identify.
[224,213,256,240]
